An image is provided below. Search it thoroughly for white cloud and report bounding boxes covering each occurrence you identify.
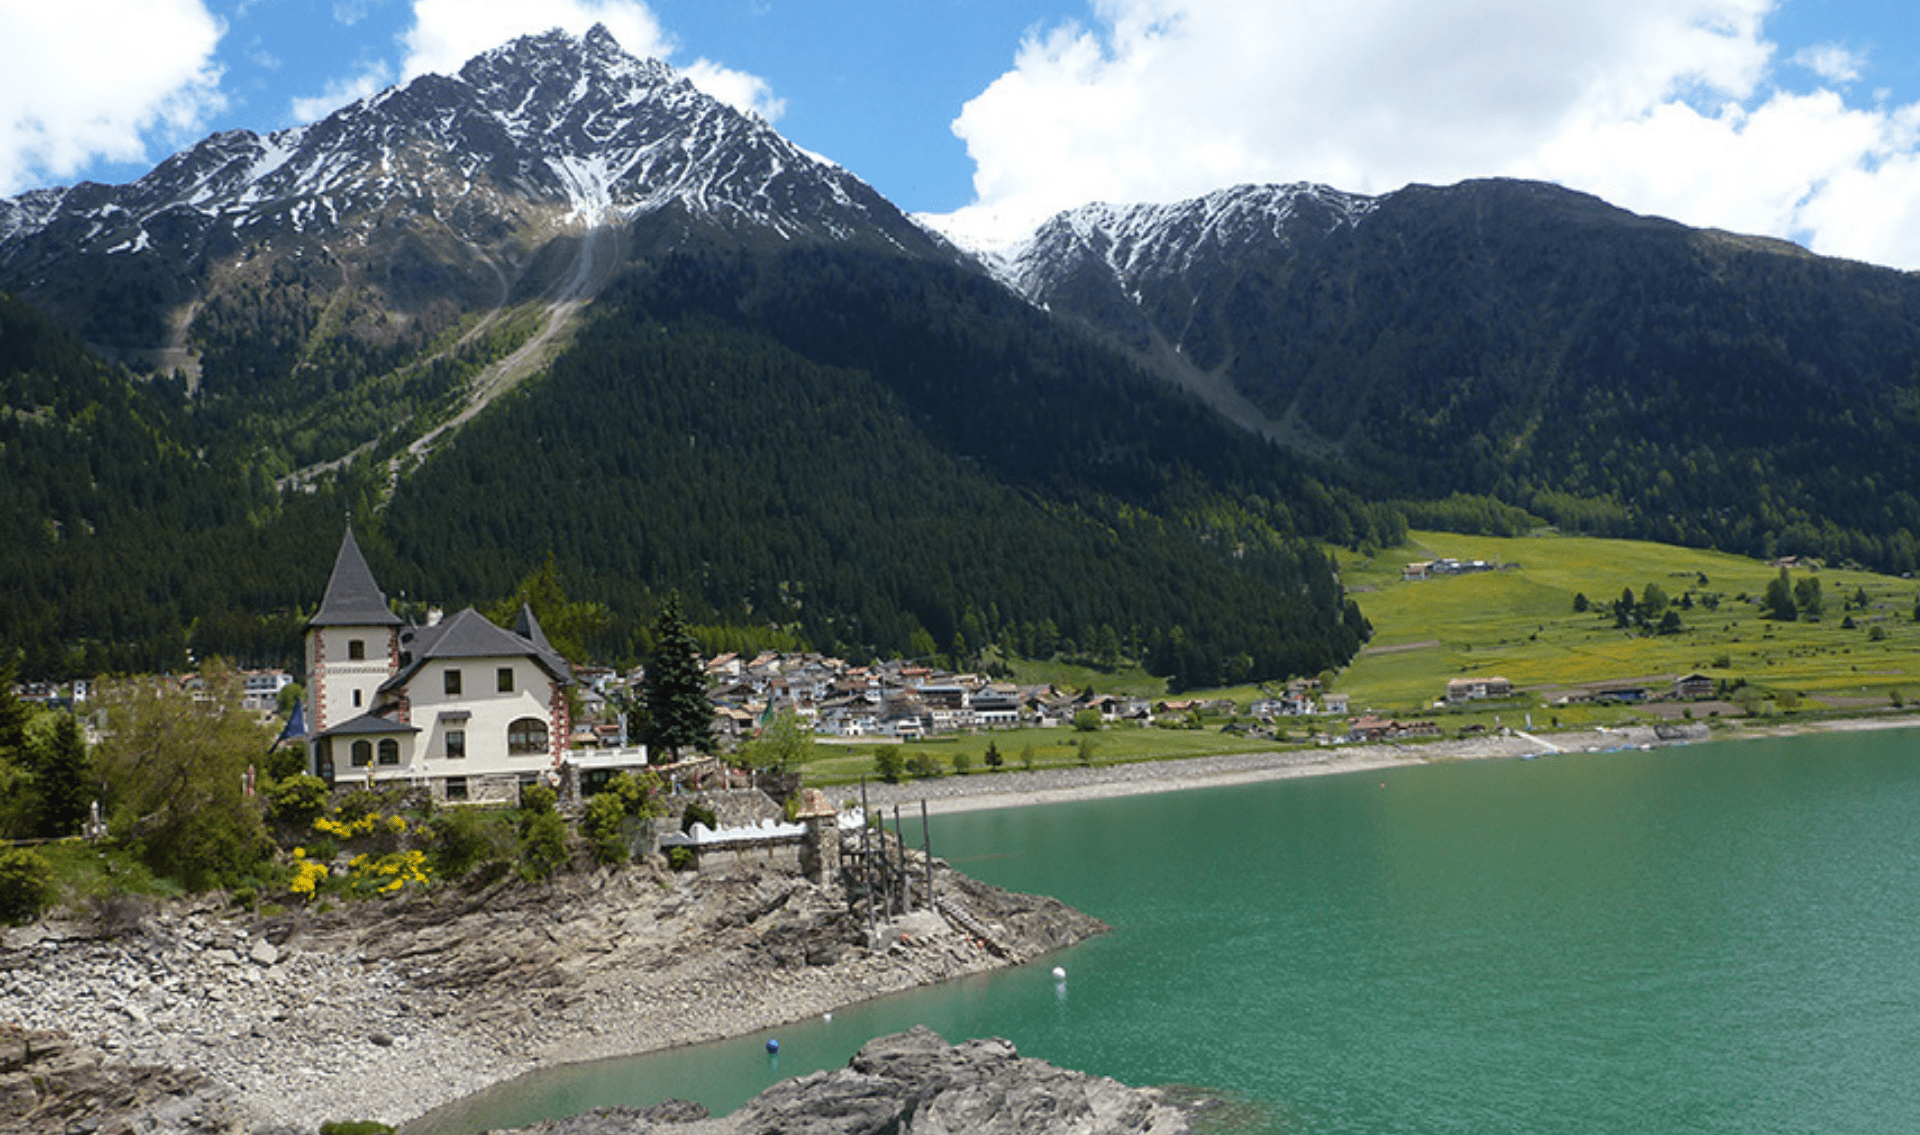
[0,0,226,194]
[398,0,674,81]
[933,0,1920,269]
[681,58,787,121]
[291,1,786,126]
[1793,43,1862,84]
[291,65,394,123]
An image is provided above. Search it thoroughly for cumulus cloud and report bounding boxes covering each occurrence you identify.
[681,59,788,122]
[291,65,394,123]
[933,0,1920,269]
[399,0,675,80]
[0,0,225,194]
[396,0,784,119]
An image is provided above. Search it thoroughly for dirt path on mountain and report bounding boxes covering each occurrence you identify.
[397,220,625,470]
[277,217,623,493]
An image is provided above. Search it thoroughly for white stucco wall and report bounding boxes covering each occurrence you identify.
[308,625,396,732]
[409,656,563,783]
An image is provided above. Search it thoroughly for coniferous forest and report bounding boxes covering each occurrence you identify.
[0,249,1381,690]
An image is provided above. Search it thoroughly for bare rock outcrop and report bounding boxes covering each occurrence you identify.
[498,1026,1195,1135]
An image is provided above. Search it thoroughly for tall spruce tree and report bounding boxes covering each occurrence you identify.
[640,593,715,760]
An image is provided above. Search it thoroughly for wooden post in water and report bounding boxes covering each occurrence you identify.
[859,777,875,936]
[920,799,934,906]
[893,804,907,913]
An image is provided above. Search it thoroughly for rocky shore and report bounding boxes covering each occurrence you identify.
[0,853,1102,1133]
[491,1026,1199,1135]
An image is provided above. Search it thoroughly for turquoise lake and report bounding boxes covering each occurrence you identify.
[410,729,1920,1134]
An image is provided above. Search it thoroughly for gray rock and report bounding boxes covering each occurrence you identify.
[491,1028,1196,1135]
[249,939,280,966]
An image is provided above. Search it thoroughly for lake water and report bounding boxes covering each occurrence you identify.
[410,729,1920,1134]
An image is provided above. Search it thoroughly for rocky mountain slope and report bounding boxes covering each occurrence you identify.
[0,25,939,359]
[994,178,1920,568]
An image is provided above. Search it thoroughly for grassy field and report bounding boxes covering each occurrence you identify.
[1337,531,1920,714]
[800,530,1920,786]
[802,723,1284,786]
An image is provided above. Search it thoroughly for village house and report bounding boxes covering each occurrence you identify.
[240,669,294,714]
[1672,672,1716,700]
[1347,716,1440,742]
[304,527,648,804]
[1445,676,1515,703]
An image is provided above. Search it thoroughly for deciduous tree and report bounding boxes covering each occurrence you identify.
[92,665,275,889]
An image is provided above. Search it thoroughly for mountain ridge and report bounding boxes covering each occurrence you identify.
[10,25,1920,685]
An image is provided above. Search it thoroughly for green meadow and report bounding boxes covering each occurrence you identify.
[800,530,1920,786]
[1338,531,1920,714]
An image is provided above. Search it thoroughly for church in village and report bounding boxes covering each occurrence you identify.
[304,527,588,804]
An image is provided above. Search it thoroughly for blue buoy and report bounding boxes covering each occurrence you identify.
[766,1039,780,1054]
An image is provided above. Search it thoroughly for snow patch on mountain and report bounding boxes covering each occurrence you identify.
[981,183,1379,302]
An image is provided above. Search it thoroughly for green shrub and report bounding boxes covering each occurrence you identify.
[425,808,507,881]
[1072,708,1103,732]
[906,752,945,780]
[0,848,56,924]
[264,742,307,784]
[874,748,905,784]
[582,792,630,866]
[666,846,695,870]
[265,774,331,824]
[319,1122,395,1135]
[517,789,569,881]
[951,751,973,776]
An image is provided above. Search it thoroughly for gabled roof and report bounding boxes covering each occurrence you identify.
[311,526,402,628]
[384,606,572,692]
[313,711,420,740]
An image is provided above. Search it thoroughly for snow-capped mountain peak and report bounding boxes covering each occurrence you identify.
[0,24,931,278]
[992,183,1379,302]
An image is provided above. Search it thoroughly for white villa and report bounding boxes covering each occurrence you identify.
[305,527,639,804]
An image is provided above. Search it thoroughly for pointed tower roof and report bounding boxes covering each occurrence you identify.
[311,526,402,628]
[515,603,573,682]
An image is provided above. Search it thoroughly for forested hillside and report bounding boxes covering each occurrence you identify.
[1022,179,1920,572]
[380,246,1381,690]
[0,294,362,677]
[1,246,1380,690]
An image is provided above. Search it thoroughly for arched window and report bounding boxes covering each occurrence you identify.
[508,717,548,755]
[377,739,400,765]
[351,740,372,766]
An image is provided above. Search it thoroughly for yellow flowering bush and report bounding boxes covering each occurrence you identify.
[313,813,380,839]
[289,858,330,900]
[344,848,431,898]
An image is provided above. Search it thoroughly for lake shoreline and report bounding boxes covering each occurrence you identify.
[857,712,1920,817]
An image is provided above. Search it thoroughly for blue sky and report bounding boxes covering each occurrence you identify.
[9,1,1920,265]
